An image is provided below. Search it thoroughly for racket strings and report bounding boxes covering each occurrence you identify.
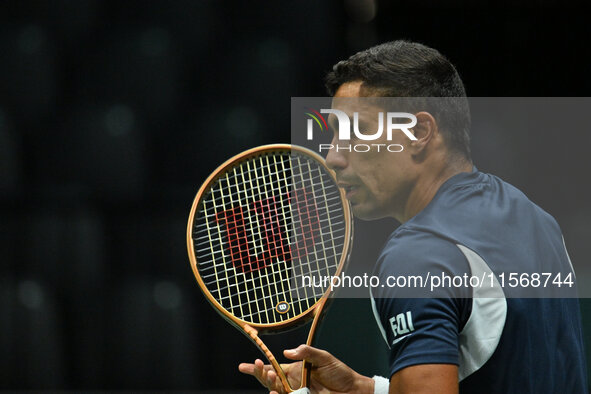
[193,167,342,210]
[192,150,346,325]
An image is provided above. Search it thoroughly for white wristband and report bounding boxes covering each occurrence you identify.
[291,388,311,394]
[373,375,390,394]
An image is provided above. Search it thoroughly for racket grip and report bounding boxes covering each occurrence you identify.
[291,389,310,394]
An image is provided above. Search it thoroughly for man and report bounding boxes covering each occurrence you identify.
[239,40,587,393]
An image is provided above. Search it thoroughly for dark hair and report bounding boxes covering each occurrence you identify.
[325,40,471,160]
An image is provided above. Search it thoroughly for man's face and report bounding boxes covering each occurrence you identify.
[325,82,416,221]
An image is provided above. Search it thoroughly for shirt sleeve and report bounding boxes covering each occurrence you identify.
[370,229,473,377]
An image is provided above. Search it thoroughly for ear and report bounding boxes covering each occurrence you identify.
[408,111,438,154]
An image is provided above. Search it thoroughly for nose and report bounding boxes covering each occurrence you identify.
[325,140,348,172]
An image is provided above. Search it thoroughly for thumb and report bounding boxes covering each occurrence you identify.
[284,345,334,366]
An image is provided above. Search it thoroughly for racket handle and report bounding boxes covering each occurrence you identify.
[291,389,310,394]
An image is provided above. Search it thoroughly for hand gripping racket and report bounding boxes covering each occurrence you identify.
[187,144,352,393]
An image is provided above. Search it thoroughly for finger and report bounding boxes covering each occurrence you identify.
[239,359,285,394]
[244,359,267,387]
[269,371,291,394]
[267,369,277,387]
[238,362,274,374]
[238,363,256,375]
[284,344,334,366]
[245,359,274,371]
[254,359,269,383]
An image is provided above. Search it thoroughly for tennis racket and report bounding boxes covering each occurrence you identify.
[187,144,352,393]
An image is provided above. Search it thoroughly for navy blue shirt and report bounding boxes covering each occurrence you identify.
[371,169,587,393]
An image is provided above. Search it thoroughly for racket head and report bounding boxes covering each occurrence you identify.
[187,144,352,333]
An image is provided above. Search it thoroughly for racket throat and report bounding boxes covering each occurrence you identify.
[243,323,313,393]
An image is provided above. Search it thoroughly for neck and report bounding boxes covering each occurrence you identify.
[396,159,473,223]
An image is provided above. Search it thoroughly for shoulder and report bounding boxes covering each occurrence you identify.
[376,228,471,278]
[372,228,473,299]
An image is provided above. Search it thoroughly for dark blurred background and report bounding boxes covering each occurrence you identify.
[1,0,591,392]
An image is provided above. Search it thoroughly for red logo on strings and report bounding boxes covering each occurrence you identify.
[215,188,320,274]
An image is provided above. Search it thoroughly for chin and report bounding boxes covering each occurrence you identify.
[350,204,385,221]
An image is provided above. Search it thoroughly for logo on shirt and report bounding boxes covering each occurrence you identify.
[389,311,415,344]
